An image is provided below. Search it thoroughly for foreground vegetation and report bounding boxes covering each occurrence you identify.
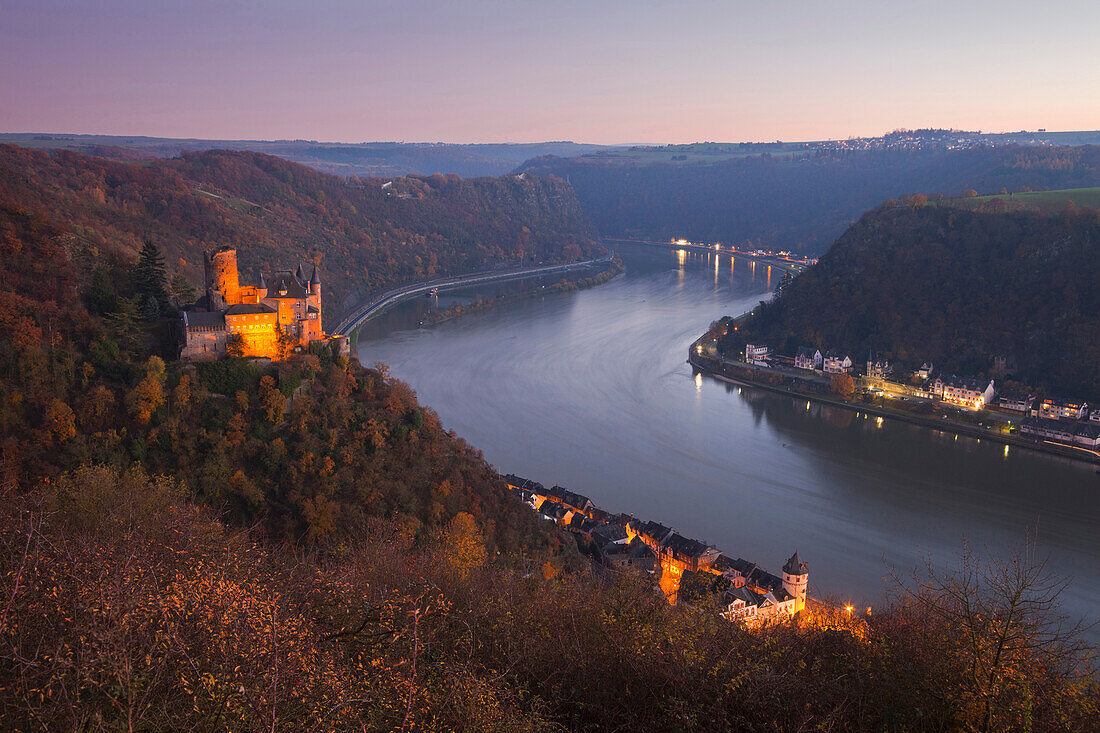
[1,176,1098,730]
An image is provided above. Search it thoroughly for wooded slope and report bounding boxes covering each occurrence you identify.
[0,144,599,324]
[721,203,1100,399]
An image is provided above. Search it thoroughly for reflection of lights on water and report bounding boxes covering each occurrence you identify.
[695,372,702,391]
[805,401,810,410]
[1004,445,1010,457]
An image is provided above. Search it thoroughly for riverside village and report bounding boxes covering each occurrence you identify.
[691,318,1100,461]
[502,475,840,627]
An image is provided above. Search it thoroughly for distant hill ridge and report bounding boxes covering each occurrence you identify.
[0,134,621,178]
[720,201,1100,399]
[519,145,1100,255]
[0,144,600,326]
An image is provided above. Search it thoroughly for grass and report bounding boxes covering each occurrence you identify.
[945,186,1100,213]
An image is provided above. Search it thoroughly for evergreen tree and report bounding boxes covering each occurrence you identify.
[131,240,169,315]
[141,294,161,322]
[169,273,198,307]
[87,267,119,315]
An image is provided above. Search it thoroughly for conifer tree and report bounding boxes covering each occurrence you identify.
[131,240,169,315]
[169,273,197,307]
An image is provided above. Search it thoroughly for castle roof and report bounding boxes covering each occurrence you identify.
[783,552,808,576]
[225,303,276,315]
[266,271,310,299]
[309,264,320,286]
[183,310,225,330]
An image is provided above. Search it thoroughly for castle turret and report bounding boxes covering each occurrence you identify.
[295,263,306,285]
[256,273,268,300]
[782,551,809,612]
[309,265,321,300]
[204,247,240,310]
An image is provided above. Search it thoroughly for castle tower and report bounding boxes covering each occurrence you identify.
[256,273,268,300]
[782,551,809,612]
[204,248,241,310]
[309,265,321,303]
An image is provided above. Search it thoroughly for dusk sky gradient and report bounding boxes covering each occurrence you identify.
[3,0,1098,144]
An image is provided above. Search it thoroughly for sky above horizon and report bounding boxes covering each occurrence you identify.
[2,0,1098,145]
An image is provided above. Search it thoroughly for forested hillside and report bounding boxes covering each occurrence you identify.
[520,145,1100,254]
[1,160,1098,730]
[0,144,599,325]
[720,202,1100,399]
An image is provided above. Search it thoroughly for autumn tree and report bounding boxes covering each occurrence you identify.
[891,542,1096,732]
[45,399,76,443]
[830,373,855,399]
[257,375,286,423]
[439,512,487,576]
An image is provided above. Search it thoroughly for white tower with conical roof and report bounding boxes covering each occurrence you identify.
[782,552,809,612]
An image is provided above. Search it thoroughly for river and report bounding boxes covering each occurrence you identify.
[357,243,1100,630]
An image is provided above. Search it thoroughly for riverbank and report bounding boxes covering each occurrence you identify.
[688,345,1100,466]
[419,260,622,327]
[602,237,807,274]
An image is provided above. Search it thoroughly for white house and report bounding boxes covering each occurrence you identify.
[823,351,852,374]
[918,362,934,380]
[941,375,996,408]
[1039,399,1088,421]
[1074,424,1100,449]
[745,343,770,366]
[996,392,1035,413]
[1021,417,1076,442]
[794,346,822,371]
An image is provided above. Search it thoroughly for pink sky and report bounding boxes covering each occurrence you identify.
[2,0,1098,144]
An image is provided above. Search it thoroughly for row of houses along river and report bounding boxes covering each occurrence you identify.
[355,242,1100,639]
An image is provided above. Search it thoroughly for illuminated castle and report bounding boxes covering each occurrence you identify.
[181,247,327,360]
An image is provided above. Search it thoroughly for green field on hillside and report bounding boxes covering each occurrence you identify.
[948,186,1100,213]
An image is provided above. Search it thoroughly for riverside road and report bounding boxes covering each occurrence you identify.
[334,256,614,336]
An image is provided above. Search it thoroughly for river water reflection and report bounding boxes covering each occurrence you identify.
[358,243,1100,631]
